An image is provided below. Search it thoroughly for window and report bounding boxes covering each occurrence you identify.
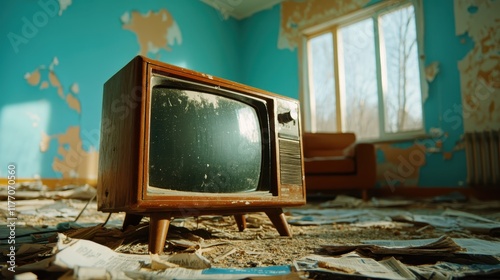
[304,1,424,141]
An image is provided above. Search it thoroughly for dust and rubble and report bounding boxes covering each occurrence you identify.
[1,182,500,279]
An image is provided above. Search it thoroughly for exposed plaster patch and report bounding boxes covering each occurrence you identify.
[425,62,440,83]
[25,69,41,86]
[376,143,426,188]
[455,0,500,131]
[71,83,79,94]
[52,126,98,179]
[25,58,82,115]
[48,70,64,98]
[40,81,49,90]
[58,0,72,16]
[25,58,93,179]
[278,0,370,50]
[122,9,182,57]
[66,93,81,113]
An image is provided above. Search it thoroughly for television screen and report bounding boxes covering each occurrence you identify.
[148,82,268,193]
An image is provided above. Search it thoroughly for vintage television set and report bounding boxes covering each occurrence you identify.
[97,56,306,253]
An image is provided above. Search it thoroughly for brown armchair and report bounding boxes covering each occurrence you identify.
[302,133,376,200]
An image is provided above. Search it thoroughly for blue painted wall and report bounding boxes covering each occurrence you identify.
[238,4,299,99]
[417,0,469,187]
[0,0,240,178]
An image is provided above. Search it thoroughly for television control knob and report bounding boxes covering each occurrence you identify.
[278,109,298,124]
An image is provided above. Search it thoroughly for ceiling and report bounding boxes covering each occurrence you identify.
[200,0,284,20]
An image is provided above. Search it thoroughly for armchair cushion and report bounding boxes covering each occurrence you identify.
[303,133,356,157]
[305,156,355,174]
[302,132,377,199]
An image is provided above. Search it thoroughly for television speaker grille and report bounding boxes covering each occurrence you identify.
[278,139,303,185]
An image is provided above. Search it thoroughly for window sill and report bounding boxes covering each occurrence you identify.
[358,132,433,144]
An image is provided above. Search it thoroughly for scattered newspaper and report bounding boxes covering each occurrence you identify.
[295,252,500,279]
[442,208,500,235]
[0,184,96,200]
[321,235,464,256]
[300,236,500,279]
[391,208,500,234]
[363,236,500,256]
[295,254,417,279]
[3,234,293,280]
[319,236,500,267]
[288,205,500,235]
[409,262,500,279]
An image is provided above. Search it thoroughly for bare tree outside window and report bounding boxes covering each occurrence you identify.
[380,5,423,133]
[308,33,336,132]
[339,18,380,139]
[305,2,423,140]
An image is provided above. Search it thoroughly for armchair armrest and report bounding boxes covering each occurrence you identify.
[302,133,377,200]
[302,133,356,158]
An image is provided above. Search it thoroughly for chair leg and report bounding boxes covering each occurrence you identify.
[362,189,368,201]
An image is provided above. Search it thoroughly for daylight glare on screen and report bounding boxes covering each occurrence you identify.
[148,87,262,193]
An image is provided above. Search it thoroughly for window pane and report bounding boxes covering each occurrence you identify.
[339,18,380,139]
[308,33,336,132]
[380,5,423,133]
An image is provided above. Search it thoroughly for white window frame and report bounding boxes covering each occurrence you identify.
[300,0,427,142]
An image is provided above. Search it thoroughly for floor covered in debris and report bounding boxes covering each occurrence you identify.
[1,183,500,279]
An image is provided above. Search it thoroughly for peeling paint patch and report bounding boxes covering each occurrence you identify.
[425,62,440,82]
[49,70,64,98]
[376,143,426,189]
[51,126,99,179]
[25,58,94,179]
[278,0,370,50]
[122,9,182,57]
[66,93,81,113]
[25,69,41,86]
[443,152,453,160]
[40,81,49,89]
[71,83,79,94]
[26,58,82,115]
[58,0,72,16]
[455,0,500,131]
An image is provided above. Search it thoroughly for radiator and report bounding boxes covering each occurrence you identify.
[464,130,500,186]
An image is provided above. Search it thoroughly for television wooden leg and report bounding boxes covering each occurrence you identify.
[265,208,292,237]
[362,189,368,201]
[149,213,171,254]
[123,213,143,230]
[234,214,246,231]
